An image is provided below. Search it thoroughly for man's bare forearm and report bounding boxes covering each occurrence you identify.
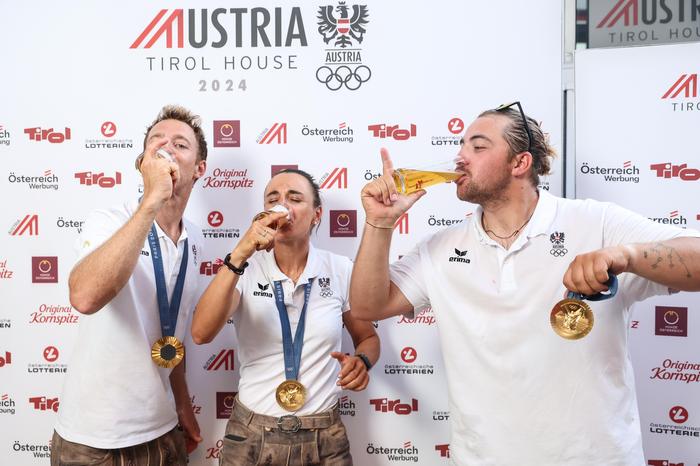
[349,225,393,319]
[626,237,700,291]
[169,361,192,413]
[69,203,159,314]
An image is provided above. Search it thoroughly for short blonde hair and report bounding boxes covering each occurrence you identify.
[143,105,208,162]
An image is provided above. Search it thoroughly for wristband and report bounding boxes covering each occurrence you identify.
[224,253,248,275]
[355,352,372,371]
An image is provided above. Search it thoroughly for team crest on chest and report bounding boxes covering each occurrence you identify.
[549,231,568,257]
[318,277,333,298]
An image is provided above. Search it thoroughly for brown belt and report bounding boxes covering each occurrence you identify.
[232,397,340,433]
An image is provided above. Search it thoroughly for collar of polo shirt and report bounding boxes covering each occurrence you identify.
[259,244,322,285]
[473,189,557,251]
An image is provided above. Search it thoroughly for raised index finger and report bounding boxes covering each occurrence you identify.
[380,147,394,177]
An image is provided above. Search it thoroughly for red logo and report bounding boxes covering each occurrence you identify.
[400,347,417,363]
[205,440,224,460]
[397,307,437,326]
[208,211,224,228]
[271,164,298,177]
[650,163,700,181]
[216,391,238,419]
[368,123,417,140]
[319,168,348,189]
[43,346,59,363]
[0,351,11,367]
[662,74,697,99]
[30,304,79,325]
[100,121,117,138]
[655,306,688,337]
[669,405,689,424]
[257,123,287,144]
[597,0,639,28]
[131,9,185,49]
[32,256,58,283]
[213,120,241,148]
[9,214,39,236]
[394,213,409,234]
[75,172,122,188]
[329,210,357,237]
[1,259,15,279]
[435,444,450,458]
[369,398,418,415]
[204,349,235,370]
[648,461,684,466]
[200,259,224,276]
[447,118,464,135]
[24,127,71,143]
[28,396,59,412]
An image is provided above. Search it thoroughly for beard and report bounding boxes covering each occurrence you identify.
[456,169,512,205]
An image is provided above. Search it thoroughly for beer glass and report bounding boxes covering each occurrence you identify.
[392,159,462,195]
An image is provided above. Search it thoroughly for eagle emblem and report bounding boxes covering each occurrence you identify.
[550,232,565,245]
[317,2,369,48]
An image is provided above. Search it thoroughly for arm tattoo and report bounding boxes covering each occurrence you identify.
[642,242,692,278]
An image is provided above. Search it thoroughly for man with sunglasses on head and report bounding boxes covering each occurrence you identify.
[350,102,700,465]
[51,105,207,466]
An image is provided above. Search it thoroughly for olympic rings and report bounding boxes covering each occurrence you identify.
[550,248,568,257]
[316,65,372,91]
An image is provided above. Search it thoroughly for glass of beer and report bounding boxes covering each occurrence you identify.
[392,159,463,195]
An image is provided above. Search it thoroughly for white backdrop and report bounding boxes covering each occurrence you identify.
[0,1,562,464]
[575,42,700,465]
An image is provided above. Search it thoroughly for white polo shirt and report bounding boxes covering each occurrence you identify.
[390,190,699,466]
[232,245,352,417]
[55,200,204,449]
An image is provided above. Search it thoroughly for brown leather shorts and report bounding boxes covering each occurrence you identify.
[50,427,186,466]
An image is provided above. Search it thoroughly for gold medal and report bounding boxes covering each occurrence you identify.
[550,298,594,340]
[275,380,307,412]
[151,336,184,368]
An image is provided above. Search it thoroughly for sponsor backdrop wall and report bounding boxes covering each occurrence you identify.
[0,1,562,464]
[575,42,700,465]
[588,0,700,48]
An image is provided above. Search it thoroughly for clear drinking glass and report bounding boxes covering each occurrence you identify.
[392,159,462,195]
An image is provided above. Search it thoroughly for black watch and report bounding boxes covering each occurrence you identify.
[224,253,248,275]
[355,352,372,371]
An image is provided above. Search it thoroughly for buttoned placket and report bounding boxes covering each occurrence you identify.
[478,222,533,294]
[280,278,311,334]
[157,230,187,298]
[263,247,318,334]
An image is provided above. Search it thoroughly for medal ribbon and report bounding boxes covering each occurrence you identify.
[147,225,188,338]
[567,274,618,301]
[273,279,314,381]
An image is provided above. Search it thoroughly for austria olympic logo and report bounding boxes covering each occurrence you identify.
[316,3,371,91]
[316,65,371,91]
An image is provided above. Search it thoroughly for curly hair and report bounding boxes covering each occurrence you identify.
[479,107,556,186]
